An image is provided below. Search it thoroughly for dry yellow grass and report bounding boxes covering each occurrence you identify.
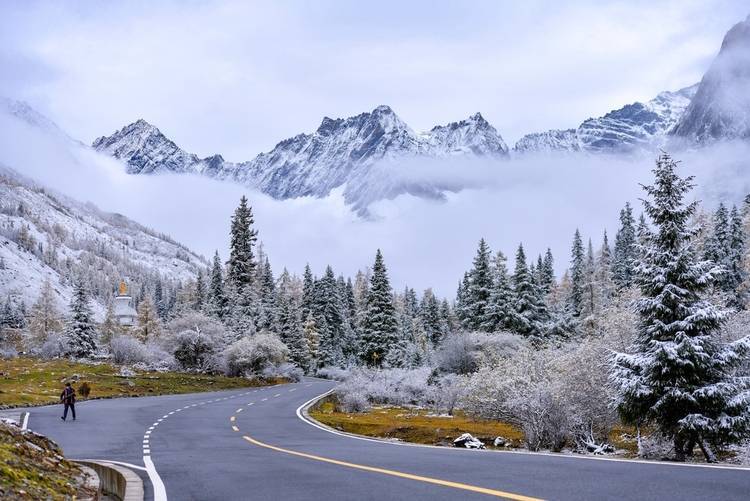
[310,399,524,448]
[0,357,280,408]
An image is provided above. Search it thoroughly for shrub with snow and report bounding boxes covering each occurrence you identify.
[223,331,289,377]
[262,362,303,382]
[161,312,229,372]
[36,332,70,359]
[110,335,150,365]
[435,332,523,375]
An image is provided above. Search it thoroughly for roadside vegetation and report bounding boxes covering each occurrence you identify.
[0,420,95,500]
[311,396,524,448]
[0,357,278,408]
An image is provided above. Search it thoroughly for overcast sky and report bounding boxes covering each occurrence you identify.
[1,1,746,160]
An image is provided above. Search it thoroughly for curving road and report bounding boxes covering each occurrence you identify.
[24,378,749,500]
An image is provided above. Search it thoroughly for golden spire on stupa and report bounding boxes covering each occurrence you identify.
[119,280,128,296]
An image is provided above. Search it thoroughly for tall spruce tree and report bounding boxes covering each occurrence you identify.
[278,294,309,372]
[207,251,227,319]
[313,266,346,367]
[481,251,513,332]
[419,289,441,344]
[508,244,547,337]
[227,196,258,290]
[612,202,637,288]
[726,205,746,305]
[596,230,615,307]
[359,250,398,367]
[541,248,555,292]
[611,154,750,462]
[568,229,586,316]
[65,280,97,358]
[465,239,493,331]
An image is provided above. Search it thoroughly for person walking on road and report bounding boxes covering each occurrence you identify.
[60,382,76,421]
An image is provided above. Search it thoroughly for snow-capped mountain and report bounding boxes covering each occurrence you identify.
[672,15,750,143]
[1,97,77,144]
[0,165,206,316]
[93,105,509,203]
[514,85,698,154]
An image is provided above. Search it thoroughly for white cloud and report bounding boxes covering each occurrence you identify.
[3,112,749,298]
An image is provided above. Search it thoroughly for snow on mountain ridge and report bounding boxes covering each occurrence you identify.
[0,165,206,316]
[672,15,750,143]
[514,84,698,154]
[93,105,510,205]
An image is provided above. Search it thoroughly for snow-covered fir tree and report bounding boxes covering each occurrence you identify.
[193,270,206,312]
[313,266,347,367]
[581,238,597,318]
[726,205,746,305]
[541,248,555,293]
[465,239,493,331]
[207,251,227,319]
[64,279,97,358]
[611,153,750,462]
[596,231,615,308]
[507,244,547,337]
[568,229,586,316]
[227,196,258,290]
[612,202,637,289]
[359,250,398,367]
[277,294,309,372]
[481,251,513,332]
[303,312,320,368]
[420,288,442,345]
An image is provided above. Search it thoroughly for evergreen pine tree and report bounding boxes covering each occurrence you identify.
[256,258,278,332]
[455,272,471,329]
[227,196,258,290]
[541,248,555,294]
[596,230,615,307]
[313,266,346,367]
[507,244,547,337]
[611,154,750,462]
[726,205,746,305]
[193,271,206,312]
[419,289,441,344]
[465,239,493,331]
[359,250,398,367]
[301,264,315,321]
[568,229,586,316]
[704,203,729,266]
[65,280,97,358]
[481,251,513,332]
[207,251,227,319]
[612,202,637,288]
[581,238,597,318]
[277,294,309,372]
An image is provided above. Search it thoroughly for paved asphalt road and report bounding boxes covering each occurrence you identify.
[24,378,749,501]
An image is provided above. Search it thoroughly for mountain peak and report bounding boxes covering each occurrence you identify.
[672,14,750,142]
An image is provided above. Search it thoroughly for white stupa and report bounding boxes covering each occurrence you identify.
[114,280,137,326]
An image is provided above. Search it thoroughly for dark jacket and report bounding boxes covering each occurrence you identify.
[61,386,76,404]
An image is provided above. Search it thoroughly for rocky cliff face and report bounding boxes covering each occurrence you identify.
[672,15,750,143]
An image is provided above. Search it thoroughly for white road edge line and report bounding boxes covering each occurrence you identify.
[144,455,168,501]
[295,388,750,472]
[21,412,29,430]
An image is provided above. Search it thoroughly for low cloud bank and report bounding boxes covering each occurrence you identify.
[2,113,749,297]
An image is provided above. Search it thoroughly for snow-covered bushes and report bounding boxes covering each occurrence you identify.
[161,313,229,372]
[36,332,70,359]
[435,332,523,375]
[316,366,351,381]
[461,342,616,452]
[262,362,303,382]
[223,331,289,377]
[110,335,150,365]
[333,367,433,410]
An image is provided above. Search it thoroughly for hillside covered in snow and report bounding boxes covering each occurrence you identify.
[0,166,206,318]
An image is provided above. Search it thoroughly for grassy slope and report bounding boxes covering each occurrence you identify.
[0,357,278,408]
[310,398,525,448]
[0,421,95,500]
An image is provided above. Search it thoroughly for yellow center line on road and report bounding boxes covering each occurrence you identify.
[242,435,542,501]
